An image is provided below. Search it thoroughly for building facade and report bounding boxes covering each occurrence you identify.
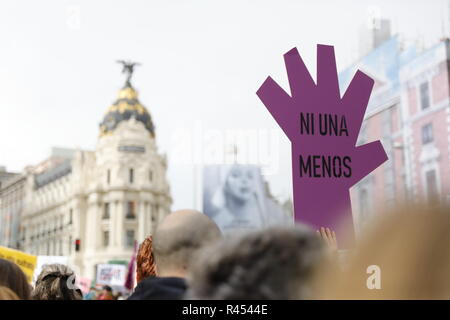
[340,37,450,232]
[400,40,450,205]
[0,173,26,249]
[19,77,172,280]
[0,166,19,189]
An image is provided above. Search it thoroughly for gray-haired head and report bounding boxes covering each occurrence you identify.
[32,264,82,300]
[187,225,325,299]
[153,209,222,277]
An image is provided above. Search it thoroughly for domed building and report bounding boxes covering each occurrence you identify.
[20,62,172,281]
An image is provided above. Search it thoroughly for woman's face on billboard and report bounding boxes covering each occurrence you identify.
[225,166,255,202]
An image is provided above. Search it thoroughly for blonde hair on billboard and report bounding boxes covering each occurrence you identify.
[211,164,265,213]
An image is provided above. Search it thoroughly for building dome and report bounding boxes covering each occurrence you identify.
[99,81,155,138]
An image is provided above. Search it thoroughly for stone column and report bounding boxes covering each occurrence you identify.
[158,202,165,223]
[96,202,102,252]
[115,196,124,249]
[138,200,146,242]
[85,193,99,255]
[111,198,119,247]
[144,202,150,237]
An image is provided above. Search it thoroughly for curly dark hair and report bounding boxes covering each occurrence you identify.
[32,264,82,300]
[187,226,325,300]
[0,259,31,300]
[136,235,156,282]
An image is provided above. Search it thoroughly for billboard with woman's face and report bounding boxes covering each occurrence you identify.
[203,164,292,234]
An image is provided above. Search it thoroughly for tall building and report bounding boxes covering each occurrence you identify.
[0,170,26,249]
[0,166,18,189]
[19,63,172,279]
[358,18,391,58]
[340,36,450,232]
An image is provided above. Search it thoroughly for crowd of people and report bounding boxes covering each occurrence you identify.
[83,285,124,300]
[0,205,449,300]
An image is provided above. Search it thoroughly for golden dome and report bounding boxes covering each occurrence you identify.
[99,84,155,137]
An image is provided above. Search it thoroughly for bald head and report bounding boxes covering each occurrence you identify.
[153,209,222,277]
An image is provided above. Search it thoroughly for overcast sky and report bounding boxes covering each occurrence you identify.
[0,0,446,210]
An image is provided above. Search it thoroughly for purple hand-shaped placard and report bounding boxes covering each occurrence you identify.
[257,45,388,248]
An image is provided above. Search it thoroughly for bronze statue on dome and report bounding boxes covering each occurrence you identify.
[117,60,141,86]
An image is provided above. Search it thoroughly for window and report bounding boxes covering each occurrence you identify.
[126,201,136,219]
[69,209,73,225]
[149,170,153,182]
[425,170,438,202]
[103,203,110,219]
[129,168,134,184]
[125,230,135,248]
[421,123,433,144]
[420,82,430,110]
[107,169,111,184]
[103,231,109,247]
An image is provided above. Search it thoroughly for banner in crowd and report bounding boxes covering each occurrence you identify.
[96,263,127,287]
[0,246,37,283]
[203,164,292,234]
[78,277,92,294]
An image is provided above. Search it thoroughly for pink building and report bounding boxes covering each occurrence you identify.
[400,40,450,205]
[340,37,450,231]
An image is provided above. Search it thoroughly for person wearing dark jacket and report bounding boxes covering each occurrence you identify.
[128,277,187,300]
[128,209,221,300]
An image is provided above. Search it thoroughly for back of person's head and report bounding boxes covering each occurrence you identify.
[136,235,156,283]
[187,225,326,299]
[315,204,450,299]
[102,285,112,293]
[32,264,82,300]
[0,286,20,300]
[0,258,31,300]
[153,209,222,277]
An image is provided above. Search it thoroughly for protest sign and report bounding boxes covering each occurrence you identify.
[257,45,388,247]
[96,263,127,287]
[78,277,92,294]
[0,246,37,283]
